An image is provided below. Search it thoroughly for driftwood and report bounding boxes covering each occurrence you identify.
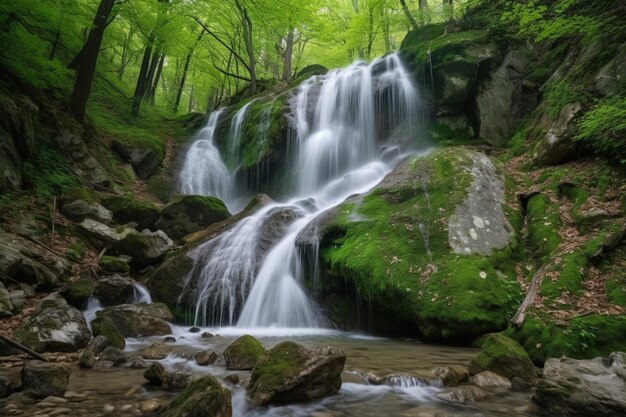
[0,334,49,362]
[511,265,546,327]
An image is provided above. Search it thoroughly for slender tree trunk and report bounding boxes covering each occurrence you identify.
[282,28,295,83]
[131,34,154,117]
[400,0,418,30]
[118,26,135,79]
[69,0,116,122]
[148,53,165,104]
[172,30,204,113]
[143,47,161,101]
[382,8,391,52]
[188,84,194,113]
[235,0,256,94]
[366,6,375,58]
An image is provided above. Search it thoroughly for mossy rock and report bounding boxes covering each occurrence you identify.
[162,375,232,417]
[101,195,161,231]
[59,187,99,205]
[91,316,126,349]
[223,335,265,370]
[98,256,130,274]
[145,254,194,319]
[468,333,536,382]
[59,278,93,309]
[155,195,230,240]
[507,315,626,365]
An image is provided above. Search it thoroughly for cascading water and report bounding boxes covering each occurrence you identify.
[181,52,422,329]
[228,100,256,164]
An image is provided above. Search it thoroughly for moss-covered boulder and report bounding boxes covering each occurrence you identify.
[155,194,230,240]
[469,333,536,383]
[91,316,125,349]
[163,376,232,417]
[309,148,520,342]
[92,303,172,338]
[223,335,265,370]
[93,274,136,306]
[101,195,161,231]
[99,256,130,274]
[246,341,345,406]
[59,278,93,309]
[21,361,70,399]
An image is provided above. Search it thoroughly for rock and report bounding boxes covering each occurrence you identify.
[188,326,201,333]
[474,50,537,146]
[436,385,489,403]
[142,342,174,360]
[162,376,232,417]
[195,350,218,366]
[579,208,617,224]
[431,365,470,386]
[223,335,266,370]
[92,303,173,338]
[201,332,214,338]
[164,336,176,343]
[8,290,25,312]
[0,283,14,317]
[594,43,626,96]
[533,352,626,417]
[472,371,512,389]
[246,341,345,406]
[99,346,127,364]
[162,370,191,391]
[21,362,70,399]
[448,151,513,255]
[98,256,131,274]
[144,363,167,385]
[532,103,583,166]
[78,219,173,266]
[112,140,163,180]
[93,275,136,306]
[79,349,95,369]
[511,376,532,391]
[155,195,230,240]
[0,367,22,398]
[101,196,161,231]
[130,358,148,369]
[91,317,125,350]
[59,192,112,223]
[94,360,115,369]
[12,293,91,353]
[59,279,93,309]
[256,206,301,258]
[469,333,536,383]
[55,130,110,186]
[139,399,162,414]
[223,374,239,385]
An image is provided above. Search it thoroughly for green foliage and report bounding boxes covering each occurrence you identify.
[22,140,79,198]
[576,96,626,164]
[542,79,582,118]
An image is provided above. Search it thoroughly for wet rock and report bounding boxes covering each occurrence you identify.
[256,206,301,258]
[511,376,532,391]
[436,385,489,403]
[101,196,161,231]
[472,371,512,389]
[93,360,115,369]
[162,370,191,391]
[247,341,345,406]
[195,350,218,366]
[93,275,137,306]
[91,317,125,350]
[164,336,176,343]
[0,367,22,398]
[223,374,239,385]
[142,342,174,360]
[112,140,162,180]
[533,352,626,417]
[188,326,201,333]
[431,365,470,386]
[223,335,266,370]
[78,349,95,369]
[155,195,230,240]
[162,376,231,417]
[532,103,583,167]
[144,362,167,385]
[139,399,163,414]
[201,332,214,338]
[469,333,536,383]
[59,279,93,309]
[12,293,91,353]
[92,303,173,338]
[594,43,626,97]
[99,346,127,365]
[87,335,111,355]
[98,256,131,275]
[130,358,148,369]
[21,362,70,399]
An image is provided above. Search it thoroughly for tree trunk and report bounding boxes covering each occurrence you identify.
[69,0,116,122]
[172,29,204,113]
[148,53,165,104]
[235,0,256,94]
[143,47,161,101]
[399,0,418,30]
[282,28,295,83]
[118,26,135,79]
[131,34,154,117]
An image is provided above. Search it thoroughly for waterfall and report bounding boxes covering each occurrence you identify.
[228,100,255,165]
[181,52,421,329]
[178,109,233,209]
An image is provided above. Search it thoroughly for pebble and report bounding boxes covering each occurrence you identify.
[103,404,114,412]
[64,391,87,399]
[6,410,23,416]
[44,397,68,404]
[120,404,133,411]
[138,399,161,414]
[49,408,72,416]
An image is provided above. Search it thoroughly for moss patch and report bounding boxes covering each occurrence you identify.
[101,195,161,230]
[164,375,231,417]
[60,278,93,309]
[91,316,126,350]
[468,332,536,382]
[248,341,307,392]
[99,256,130,274]
[223,335,266,370]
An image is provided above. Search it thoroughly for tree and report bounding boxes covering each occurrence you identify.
[69,0,116,121]
[400,0,418,30]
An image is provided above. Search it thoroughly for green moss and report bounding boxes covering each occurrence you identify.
[91,316,126,350]
[65,243,85,262]
[606,276,626,306]
[60,187,99,204]
[99,256,130,274]
[101,195,161,230]
[540,249,587,300]
[164,375,231,417]
[248,341,307,391]
[22,139,80,198]
[223,335,265,369]
[468,332,536,382]
[526,193,562,259]
[60,278,93,309]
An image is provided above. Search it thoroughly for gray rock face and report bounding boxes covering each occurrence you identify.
[0,282,13,318]
[21,361,71,399]
[144,362,167,385]
[0,366,22,398]
[55,130,109,186]
[532,103,583,167]
[93,275,137,306]
[594,43,626,97]
[474,50,538,146]
[60,199,112,223]
[12,293,91,353]
[472,371,512,389]
[142,342,174,359]
[436,385,489,403]
[534,352,626,417]
[92,302,173,338]
[256,206,301,258]
[448,151,513,255]
[247,341,345,406]
[155,194,230,240]
[113,140,163,180]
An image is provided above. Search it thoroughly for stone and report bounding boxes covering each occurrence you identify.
[469,333,536,383]
[21,362,70,399]
[472,371,512,389]
[246,341,345,406]
[532,103,583,167]
[0,282,13,317]
[223,335,266,370]
[594,43,626,97]
[223,374,239,385]
[139,399,162,414]
[162,370,191,391]
[511,376,532,391]
[90,317,125,350]
[144,363,167,385]
[435,385,489,403]
[92,303,173,338]
[87,335,111,355]
[155,195,230,240]
[60,198,112,223]
[195,350,218,366]
[0,367,22,398]
[164,336,176,343]
[78,350,95,369]
[533,352,626,417]
[55,130,110,186]
[12,293,91,353]
[98,256,131,274]
[142,342,174,360]
[59,279,93,309]
[129,358,148,369]
[188,326,201,333]
[93,275,137,306]
[112,140,163,180]
[162,376,232,417]
[101,196,161,232]
[431,365,470,386]
[201,332,214,338]
[99,346,127,364]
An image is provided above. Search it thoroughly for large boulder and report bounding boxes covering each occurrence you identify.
[113,140,163,180]
[12,293,91,353]
[156,195,230,240]
[101,195,161,231]
[594,43,626,97]
[531,103,583,166]
[55,129,109,186]
[91,302,173,338]
[223,335,266,370]
[21,361,71,399]
[59,188,112,222]
[246,341,345,406]
[59,278,93,309]
[436,385,489,403]
[78,219,173,265]
[534,352,626,417]
[469,333,536,383]
[0,366,22,398]
[93,275,137,306]
[162,376,232,417]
